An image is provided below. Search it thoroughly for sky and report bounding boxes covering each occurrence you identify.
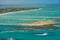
[0,0,60,5]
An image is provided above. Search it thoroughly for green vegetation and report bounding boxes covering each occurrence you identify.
[0,8,38,14]
[44,25,58,29]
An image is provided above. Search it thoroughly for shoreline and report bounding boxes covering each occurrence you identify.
[0,8,41,16]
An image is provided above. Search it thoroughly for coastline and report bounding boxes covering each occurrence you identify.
[0,8,41,16]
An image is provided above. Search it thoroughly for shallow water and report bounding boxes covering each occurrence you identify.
[0,8,60,40]
[0,8,60,25]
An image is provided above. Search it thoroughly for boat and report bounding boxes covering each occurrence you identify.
[35,33,48,36]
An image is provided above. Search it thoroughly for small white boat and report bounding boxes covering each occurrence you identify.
[35,33,48,36]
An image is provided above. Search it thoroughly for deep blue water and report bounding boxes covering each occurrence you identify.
[0,4,60,8]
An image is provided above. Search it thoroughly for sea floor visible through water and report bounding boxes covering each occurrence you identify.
[0,8,60,40]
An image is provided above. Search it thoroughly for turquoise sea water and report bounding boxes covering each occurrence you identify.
[0,8,60,40]
[0,29,60,40]
[0,4,60,8]
[0,8,60,25]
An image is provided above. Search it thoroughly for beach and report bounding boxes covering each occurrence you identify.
[0,7,60,40]
[0,8,41,16]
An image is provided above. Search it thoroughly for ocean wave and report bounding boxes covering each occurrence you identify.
[0,30,31,33]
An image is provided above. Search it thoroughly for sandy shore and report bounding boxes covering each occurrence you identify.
[0,8,41,16]
[19,21,57,26]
